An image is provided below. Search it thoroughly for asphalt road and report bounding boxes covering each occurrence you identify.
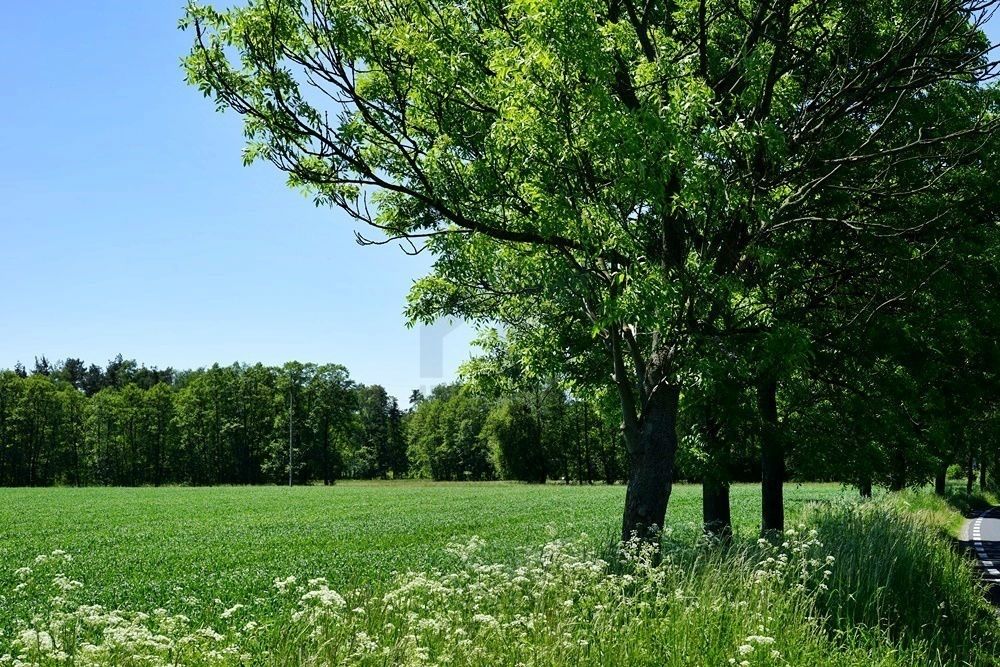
[963,507,1000,603]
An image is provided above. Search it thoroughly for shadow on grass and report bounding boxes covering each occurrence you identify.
[598,492,1000,663]
[940,487,996,518]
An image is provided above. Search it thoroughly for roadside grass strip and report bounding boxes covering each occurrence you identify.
[970,508,1000,577]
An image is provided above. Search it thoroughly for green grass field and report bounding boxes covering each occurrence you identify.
[0,482,847,627]
[2,482,996,666]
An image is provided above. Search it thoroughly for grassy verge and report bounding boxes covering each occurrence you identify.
[887,486,999,537]
[810,498,999,663]
[1,484,997,665]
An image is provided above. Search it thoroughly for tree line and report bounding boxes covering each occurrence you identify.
[408,380,626,483]
[0,356,404,487]
[1,355,629,487]
[3,349,995,532]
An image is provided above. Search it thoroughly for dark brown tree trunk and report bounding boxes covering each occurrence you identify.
[935,465,947,495]
[889,445,907,491]
[622,385,680,542]
[534,389,547,483]
[603,422,617,485]
[758,379,784,534]
[322,422,331,486]
[859,478,872,499]
[967,454,975,494]
[980,457,987,490]
[703,477,732,539]
[702,408,732,539]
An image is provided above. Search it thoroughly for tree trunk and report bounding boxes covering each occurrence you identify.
[322,423,331,486]
[534,389,547,483]
[703,477,732,540]
[935,465,947,495]
[980,457,987,490]
[758,379,784,534]
[702,408,732,539]
[859,477,872,499]
[889,446,907,491]
[603,423,617,485]
[621,385,680,542]
[967,454,975,494]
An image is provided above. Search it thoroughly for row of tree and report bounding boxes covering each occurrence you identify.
[0,358,405,487]
[0,357,629,487]
[408,381,625,483]
[0,353,822,489]
[4,348,995,536]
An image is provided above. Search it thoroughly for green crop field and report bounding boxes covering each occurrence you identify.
[0,482,846,626]
[2,482,996,666]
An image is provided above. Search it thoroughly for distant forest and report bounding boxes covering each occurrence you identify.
[0,356,625,487]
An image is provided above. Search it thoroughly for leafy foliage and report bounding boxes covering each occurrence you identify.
[0,359,399,486]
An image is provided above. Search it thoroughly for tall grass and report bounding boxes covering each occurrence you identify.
[809,499,1000,663]
[4,493,995,666]
[889,486,998,535]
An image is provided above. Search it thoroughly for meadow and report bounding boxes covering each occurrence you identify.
[1,482,997,665]
[0,483,843,623]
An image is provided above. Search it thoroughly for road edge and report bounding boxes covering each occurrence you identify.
[964,508,1000,578]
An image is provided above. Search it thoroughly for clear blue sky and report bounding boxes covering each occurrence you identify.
[1,5,998,402]
[0,2,475,403]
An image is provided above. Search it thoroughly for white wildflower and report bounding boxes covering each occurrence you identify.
[273,576,297,593]
[220,603,244,619]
